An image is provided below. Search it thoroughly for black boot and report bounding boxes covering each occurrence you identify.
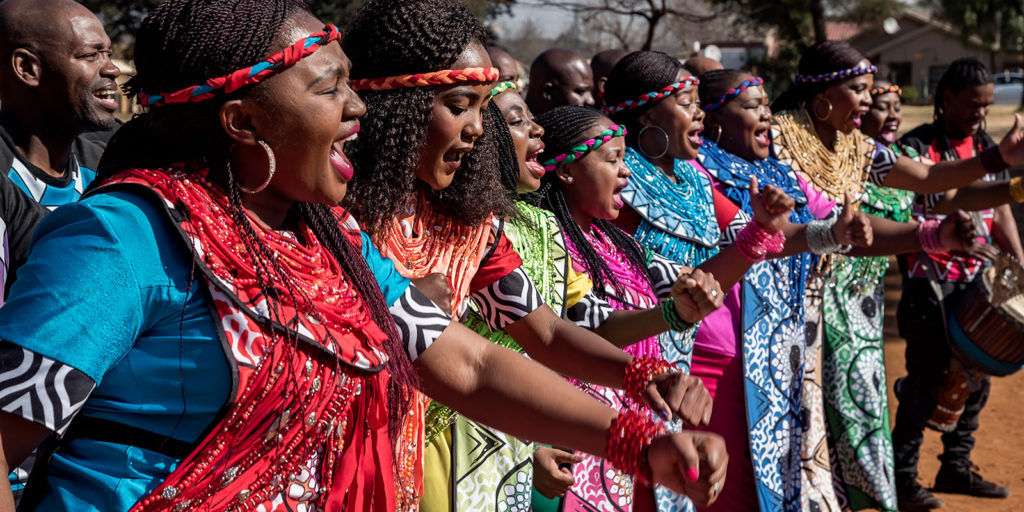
[933,462,1010,498]
[897,477,944,511]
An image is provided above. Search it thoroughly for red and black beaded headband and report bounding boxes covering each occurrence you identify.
[794,64,877,85]
[350,67,499,91]
[139,25,342,107]
[870,84,902,98]
[702,76,764,113]
[602,77,699,115]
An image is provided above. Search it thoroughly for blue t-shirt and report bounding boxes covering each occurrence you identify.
[0,189,409,510]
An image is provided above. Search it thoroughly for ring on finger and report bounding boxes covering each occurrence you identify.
[710,289,719,299]
[712,481,720,496]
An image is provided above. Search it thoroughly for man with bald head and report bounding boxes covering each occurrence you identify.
[683,56,723,77]
[525,48,594,114]
[0,0,120,499]
[590,49,628,103]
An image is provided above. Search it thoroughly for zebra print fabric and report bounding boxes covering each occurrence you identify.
[390,286,452,361]
[469,266,543,331]
[0,342,94,435]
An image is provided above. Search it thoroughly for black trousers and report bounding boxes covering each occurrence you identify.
[892,277,991,481]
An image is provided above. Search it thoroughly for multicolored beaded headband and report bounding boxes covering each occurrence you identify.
[350,67,499,91]
[602,77,699,115]
[491,81,517,97]
[870,84,903,97]
[541,124,627,172]
[139,25,341,107]
[794,64,877,84]
[702,76,764,112]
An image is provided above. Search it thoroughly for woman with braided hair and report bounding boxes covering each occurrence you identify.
[342,1,731,510]
[0,1,729,511]
[771,42,1024,511]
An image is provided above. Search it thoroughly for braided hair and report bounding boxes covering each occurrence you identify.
[772,40,866,112]
[603,51,685,149]
[934,58,992,120]
[95,0,418,448]
[487,100,521,193]
[535,105,654,298]
[698,69,750,132]
[341,0,513,238]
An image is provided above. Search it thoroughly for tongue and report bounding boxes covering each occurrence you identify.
[330,147,353,181]
[526,159,545,176]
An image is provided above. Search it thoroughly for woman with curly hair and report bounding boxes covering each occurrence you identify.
[698,69,978,512]
[0,1,730,510]
[535,104,796,512]
[342,1,729,510]
[772,41,1024,511]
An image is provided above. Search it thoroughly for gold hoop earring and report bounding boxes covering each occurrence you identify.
[706,124,722,144]
[812,98,833,121]
[638,125,669,159]
[238,139,276,194]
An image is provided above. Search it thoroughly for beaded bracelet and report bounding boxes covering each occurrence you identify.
[795,64,877,84]
[735,221,786,262]
[1010,176,1024,203]
[606,409,667,485]
[917,219,945,253]
[624,357,676,405]
[541,124,626,171]
[661,298,696,332]
[980,146,1010,174]
[806,219,844,255]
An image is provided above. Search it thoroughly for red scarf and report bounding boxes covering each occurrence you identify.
[97,167,399,511]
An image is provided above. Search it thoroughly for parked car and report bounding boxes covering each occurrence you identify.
[994,71,1023,105]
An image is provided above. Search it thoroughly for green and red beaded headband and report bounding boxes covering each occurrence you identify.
[870,84,902,97]
[542,124,627,172]
[602,77,699,115]
[139,25,341,107]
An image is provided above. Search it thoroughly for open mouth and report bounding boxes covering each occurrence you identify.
[93,88,119,112]
[443,149,467,172]
[612,182,627,209]
[754,127,771,148]
[329,126,359,181]
[525,143,546,178]
[687,126,704,148]
[879,121,899,143]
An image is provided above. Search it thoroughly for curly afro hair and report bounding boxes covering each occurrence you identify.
[341,0,513,238]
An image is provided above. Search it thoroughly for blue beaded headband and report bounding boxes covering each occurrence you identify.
[794,64,877,85]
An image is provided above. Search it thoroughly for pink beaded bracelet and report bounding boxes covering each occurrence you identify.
[736,221,786,262]
[917,219,945,253]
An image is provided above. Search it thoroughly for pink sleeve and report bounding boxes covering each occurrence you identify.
[796,174,837,220]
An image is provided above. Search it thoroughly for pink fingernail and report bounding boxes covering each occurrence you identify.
[686,467,699,482]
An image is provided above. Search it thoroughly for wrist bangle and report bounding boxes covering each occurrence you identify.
[917,219,945,253]
[606,409,667,485]
[980,145,1010,174]
[1010,176,1024,203]
[806,219,842,255]
[661,297,695,332]
[624,356,676,405]
[735,221,780,262]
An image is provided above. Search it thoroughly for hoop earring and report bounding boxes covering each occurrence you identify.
[812,98,833,121]
[638,125,669,160]
[238,140,277,194]
[706,124,722,144]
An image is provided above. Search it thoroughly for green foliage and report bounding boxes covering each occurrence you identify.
[924,0,1024,50]
[901,84,920,105]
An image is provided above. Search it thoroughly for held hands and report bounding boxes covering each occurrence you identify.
[646,431,729,507]
[831,192,873,247]
[938,210,980,253]
[644,373,713,427]
[532,447,583,499]
[749,175,795,233]
[410,273,453,315]
[670,268,725,324]
[997,114,1024,165]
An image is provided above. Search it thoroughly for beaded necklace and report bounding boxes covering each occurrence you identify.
[622,147,720,265]
[772,109,875,203]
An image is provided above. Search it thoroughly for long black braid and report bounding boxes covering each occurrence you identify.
[535,105,655,300]
[94,0,418,450]
[603,51,685,150]
[341,0,514,239]
[488,100,521,193]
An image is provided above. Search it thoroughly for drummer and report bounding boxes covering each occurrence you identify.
[893,58,1023,511]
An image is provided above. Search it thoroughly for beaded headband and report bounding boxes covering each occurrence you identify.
[541,124,627,172]
[491,81,517,97]
[350,67,498,91]
[870,84,902,97]
[139,25,341,107]
[602,77,699,115]
[795,64,877,84]
[702,76,764,112]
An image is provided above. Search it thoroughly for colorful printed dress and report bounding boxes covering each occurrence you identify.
[820,144,916,512]
[698,139,819,512]
[374,193,546,511]
[560,222,695,512]
[772,109,901,512]
[419,200,594,512]
[0,167,452,512]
